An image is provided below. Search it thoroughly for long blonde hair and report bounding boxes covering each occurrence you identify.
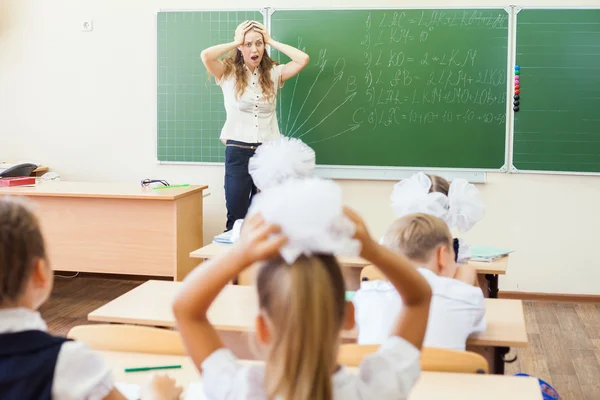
[221,45,279,103]
[256,254,346,400]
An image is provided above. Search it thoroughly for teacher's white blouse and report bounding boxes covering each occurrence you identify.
[217,64,285,144]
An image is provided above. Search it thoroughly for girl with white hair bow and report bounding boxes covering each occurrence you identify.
[389,172,484,264]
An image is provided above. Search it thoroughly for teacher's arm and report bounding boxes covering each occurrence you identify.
[253,22,310,84]
[200,20,254,81]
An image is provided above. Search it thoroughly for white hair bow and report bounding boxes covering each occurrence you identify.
[390,172,484,233]
[248,137,316,191]
[247,178,361,264]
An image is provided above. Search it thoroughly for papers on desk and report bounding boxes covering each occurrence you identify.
[213,230,233,244]
[116,381,203,399]
[115,382,140,399]
[469,246,513,262]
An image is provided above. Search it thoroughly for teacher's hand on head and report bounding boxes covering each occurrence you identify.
[251,21,272,45]
[234,20,255,45]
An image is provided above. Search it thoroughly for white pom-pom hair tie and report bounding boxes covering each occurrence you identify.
[390,172,484,233]
[248,137,316,191]
[247,178,361,264]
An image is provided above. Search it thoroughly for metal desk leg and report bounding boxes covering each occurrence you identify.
[485,274,499,299]
[494,346,517,375]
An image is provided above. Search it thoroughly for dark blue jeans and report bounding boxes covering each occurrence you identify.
[224,140,261,231]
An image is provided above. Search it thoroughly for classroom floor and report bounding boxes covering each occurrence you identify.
[41,274,600,400]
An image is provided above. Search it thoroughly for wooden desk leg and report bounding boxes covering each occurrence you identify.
[486,274,499,299]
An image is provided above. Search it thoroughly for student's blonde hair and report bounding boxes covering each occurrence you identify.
[382,213,453,263]
[0,196,46,305]
[256,254,346,400]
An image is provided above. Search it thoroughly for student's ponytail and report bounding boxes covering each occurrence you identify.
[257,255,346,400]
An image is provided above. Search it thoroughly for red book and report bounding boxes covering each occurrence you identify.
[0,176,36,187]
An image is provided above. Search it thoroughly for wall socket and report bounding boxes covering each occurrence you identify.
[81,20,93,32]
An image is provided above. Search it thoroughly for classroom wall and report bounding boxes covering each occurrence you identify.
[1,0,599,295]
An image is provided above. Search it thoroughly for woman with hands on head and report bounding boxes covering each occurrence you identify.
[200,20,310,232]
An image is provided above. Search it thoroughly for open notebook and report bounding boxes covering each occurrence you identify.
[116,382,203,399]
[469,246,513,262]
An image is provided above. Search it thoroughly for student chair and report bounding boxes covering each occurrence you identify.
[338,344,489,374]
[67,324,187,355]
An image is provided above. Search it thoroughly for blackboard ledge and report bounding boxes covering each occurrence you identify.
[313,165,487,183]
[155,160,488,183]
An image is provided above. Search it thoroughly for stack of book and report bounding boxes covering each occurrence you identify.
[0,177,36,187]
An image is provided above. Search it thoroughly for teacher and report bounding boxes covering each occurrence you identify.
[200,20,310,231]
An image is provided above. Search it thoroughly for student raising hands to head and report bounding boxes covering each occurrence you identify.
[172,178,432,400]
[0,196,182,400]
[354,213,486,351]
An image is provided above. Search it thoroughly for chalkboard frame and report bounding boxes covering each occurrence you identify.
[509,6,600,177]
[155,6,519,183]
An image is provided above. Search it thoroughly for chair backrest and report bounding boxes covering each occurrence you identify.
[360,265,388,282]
[338,344,489,374]
[67,324,187,355]
[0,163,38,178]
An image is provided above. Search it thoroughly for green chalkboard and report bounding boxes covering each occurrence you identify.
[513,9,600,173]
[157,10,264,162]
[271,9,509,169]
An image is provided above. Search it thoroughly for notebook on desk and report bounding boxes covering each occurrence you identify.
[116,381,202,400]
[0,177,36,187]
[213,230,234,244]
[469,246,513,262]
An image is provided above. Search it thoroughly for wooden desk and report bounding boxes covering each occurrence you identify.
[190,243,508,273]
[191,243,509,297]
[0,181,208,280]
[361,257,509,299]
[99,350,543,399]
[190,243,368,267]
[89,280,528,348]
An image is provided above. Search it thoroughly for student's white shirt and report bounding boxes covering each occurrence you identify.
[0,308,114,400]
[353,268,486,351]
[217,64,285,145]
[201,336,421,399]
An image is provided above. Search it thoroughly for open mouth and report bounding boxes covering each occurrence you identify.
[251,55,259,62]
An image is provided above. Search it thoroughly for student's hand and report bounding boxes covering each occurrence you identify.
[252,21,272,45]
[234,20,254,45]
[139,374,183,400]
[343,207,377,260]
[236,213,287,265]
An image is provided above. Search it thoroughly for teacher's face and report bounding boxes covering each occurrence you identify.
[238,30,265,69]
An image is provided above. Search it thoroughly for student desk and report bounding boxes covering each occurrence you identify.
[88,280,528,374]
[99,350,542,399]
[190,243,509,298]
[0,181,208,280]
[361,258,508,299]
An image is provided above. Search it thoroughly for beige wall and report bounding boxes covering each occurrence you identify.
[1,0,599,294]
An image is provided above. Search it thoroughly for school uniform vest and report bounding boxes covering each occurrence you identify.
[0,330,69,400]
